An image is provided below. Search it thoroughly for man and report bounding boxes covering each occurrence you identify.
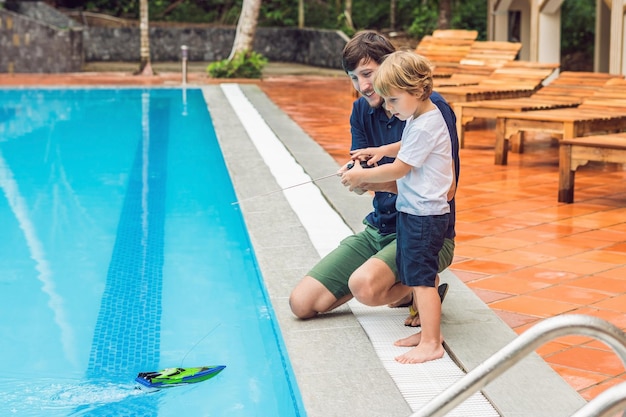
[288,31,459,327]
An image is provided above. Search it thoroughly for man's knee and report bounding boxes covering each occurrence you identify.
[289,289,315,320]
[349,260,395,305]
[348,268,382,305]
[289,275,335,320]
[348,273,377,305]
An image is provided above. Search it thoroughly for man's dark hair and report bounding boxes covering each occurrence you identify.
[341,31,397,73]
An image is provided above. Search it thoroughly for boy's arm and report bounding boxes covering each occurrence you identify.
[341,158,411,191]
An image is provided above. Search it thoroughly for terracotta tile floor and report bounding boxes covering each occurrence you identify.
[257,76,626,402]
[2,70,625,403]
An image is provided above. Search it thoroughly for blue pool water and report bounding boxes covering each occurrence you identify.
[0,88,305,416]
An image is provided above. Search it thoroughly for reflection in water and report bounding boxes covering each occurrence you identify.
[0,151,77,364]
[0,90,77,139]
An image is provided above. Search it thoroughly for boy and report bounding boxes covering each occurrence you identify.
[342,51,453,364]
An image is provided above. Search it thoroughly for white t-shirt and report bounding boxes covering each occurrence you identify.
[396,107,453,216]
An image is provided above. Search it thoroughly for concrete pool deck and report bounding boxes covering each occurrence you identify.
[205,83,587,417]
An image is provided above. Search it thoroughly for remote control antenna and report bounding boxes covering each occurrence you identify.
[231,172,339,205]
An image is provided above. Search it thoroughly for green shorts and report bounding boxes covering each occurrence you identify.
[307,224,455,299]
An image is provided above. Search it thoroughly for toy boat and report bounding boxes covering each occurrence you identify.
[135,365,226,389]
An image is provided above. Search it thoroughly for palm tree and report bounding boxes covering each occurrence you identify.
[438,0,452,29]
[227,0,262,60]
[344,0,354,31]
[138,0,154,75]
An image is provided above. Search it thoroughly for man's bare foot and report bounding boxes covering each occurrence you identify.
[402,284,449,326]
[404,308,421,327]
[395,332,444,347]
[395,341,445,364]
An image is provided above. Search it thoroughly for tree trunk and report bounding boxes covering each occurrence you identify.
[390,0,396,31]
[138,0,154,75]
[298,0,304,28]
[344,0,354,31]
[228,0,262,60]
[437,0,451,29]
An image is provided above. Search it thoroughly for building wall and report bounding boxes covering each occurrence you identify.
[83,26,349,69]
[0,7,83,73]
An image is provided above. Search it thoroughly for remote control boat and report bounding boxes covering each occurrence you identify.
[135,365,226,389]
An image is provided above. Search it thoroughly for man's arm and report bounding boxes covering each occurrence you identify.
[447,161,456,201]
[350,142,401,165]
[361,181,398,193]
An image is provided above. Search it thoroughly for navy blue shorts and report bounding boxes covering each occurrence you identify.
[396,212,450,287]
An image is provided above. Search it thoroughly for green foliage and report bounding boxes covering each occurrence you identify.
[207,50,267,79]
[405,0,486,41]
[561,0,595,56]
[259,0,296,27]
[451,0,487,40]
[81,0,138,18]
[335,12,354,37]
[406,3,438,40]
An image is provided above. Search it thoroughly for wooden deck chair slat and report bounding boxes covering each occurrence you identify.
[493,74,626,165]
[454,72,625,147]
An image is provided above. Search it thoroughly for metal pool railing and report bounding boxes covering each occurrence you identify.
[409,314,626,417]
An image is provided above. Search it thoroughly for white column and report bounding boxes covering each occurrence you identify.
[609,0,625,74]
[537,0,563,64]
[529,0,540,61]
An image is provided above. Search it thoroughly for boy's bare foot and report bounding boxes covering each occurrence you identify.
[395,332,422,347]
[395,332,444,347]
[395,341,445,364]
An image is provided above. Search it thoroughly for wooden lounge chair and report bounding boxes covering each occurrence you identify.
[494,78,626,165]
[434,61,559,104]
[462,40,522,68]
[558,133,626,203]
[433,40,523,87]
[431,29,479,39]
[416,30,478,78]
[454,72,625,147]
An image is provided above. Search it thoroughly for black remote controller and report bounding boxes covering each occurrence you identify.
[347,160,372,169]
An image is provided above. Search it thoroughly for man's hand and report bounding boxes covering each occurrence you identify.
[350,148,379,167]
[361,180,397,193]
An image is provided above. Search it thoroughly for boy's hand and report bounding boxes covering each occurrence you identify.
[341,159,366,192]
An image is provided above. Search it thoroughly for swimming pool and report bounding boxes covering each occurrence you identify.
[0,87,305,416]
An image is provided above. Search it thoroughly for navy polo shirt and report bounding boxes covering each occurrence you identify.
[349,91,459,238]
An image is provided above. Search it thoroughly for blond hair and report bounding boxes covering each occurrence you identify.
[373,51,433,101]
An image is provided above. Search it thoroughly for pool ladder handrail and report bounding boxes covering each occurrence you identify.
[409,314,626,417]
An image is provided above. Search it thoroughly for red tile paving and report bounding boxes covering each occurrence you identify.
[256,74,626,402]
[2,67,625,403]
